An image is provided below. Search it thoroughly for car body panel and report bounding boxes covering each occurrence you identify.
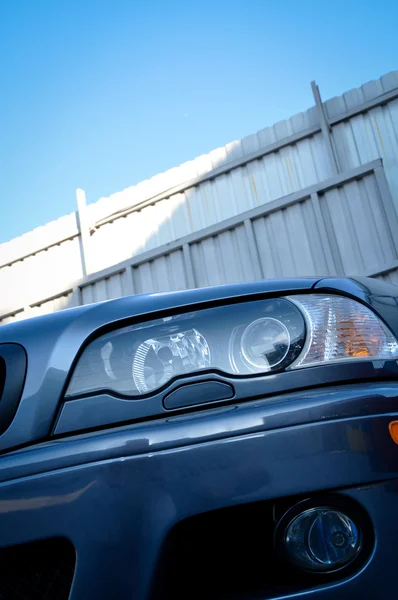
[0,395,397,599]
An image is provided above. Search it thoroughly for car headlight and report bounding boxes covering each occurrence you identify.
[66,294,398,398]
[66,298,305,397]
[287,295,398,368]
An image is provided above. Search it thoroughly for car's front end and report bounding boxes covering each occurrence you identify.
[0,276,398,599]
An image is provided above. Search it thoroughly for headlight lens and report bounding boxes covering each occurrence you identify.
[65,294,398,399]
[240,318,290,369]
[288,295,398,368]
[66,298,305,397]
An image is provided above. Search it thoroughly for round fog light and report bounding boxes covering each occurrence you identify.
[284,507,361,572]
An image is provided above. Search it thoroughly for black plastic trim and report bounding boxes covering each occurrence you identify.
[0,344,27,435]
[163,381,235,410]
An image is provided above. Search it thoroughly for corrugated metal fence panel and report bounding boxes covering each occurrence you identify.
[81,272,127,304]
[80,249,190,299]
[2,159,398,321]
[29,292,78,319]
[332,102,398,208]
[87,105,320,228]
[187,170,395,285]
[0,237,83,312]
[115,168,395,291]
[85,72,397,275]
[0,289,80,325]
[0,311,25,326]
[0,211,78,269]
[190,225,257,287]
[80,165,397,299]
[326,72,398,211]
[253,198,325,278]
[131,250,188,294]
[321,174,396,274]
[89,131,333,274]
[89,194,189,272]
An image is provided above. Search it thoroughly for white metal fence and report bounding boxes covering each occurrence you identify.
[1,71,398,324]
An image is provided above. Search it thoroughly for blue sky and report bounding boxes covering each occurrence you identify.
[0,0,397,244]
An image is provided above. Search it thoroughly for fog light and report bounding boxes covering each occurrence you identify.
[284,508,361,572]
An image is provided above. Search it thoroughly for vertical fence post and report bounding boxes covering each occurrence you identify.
[71,287,83,307]
[123,265,135,296]
[76,189,91,277]
[311,81,341,175]
[244,219,263,279]
[183,244,196,289]
[374,166,398,256]
[310,192,344,275]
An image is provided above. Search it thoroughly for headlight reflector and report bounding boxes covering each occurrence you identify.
[240,317,290,370]
[132,329,211,394]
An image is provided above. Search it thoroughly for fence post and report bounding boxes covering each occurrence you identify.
[70,287,83,307]
[183,244,196,289]
[310,192,344,275]
[374,166,398,256]
[123,266,135,296]
[311,81,341,175]
[76,189,91,277]
[244,219,263,279]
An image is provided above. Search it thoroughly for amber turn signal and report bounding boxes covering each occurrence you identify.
[388,421,398,444]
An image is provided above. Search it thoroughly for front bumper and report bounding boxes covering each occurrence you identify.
[1,382,398,599]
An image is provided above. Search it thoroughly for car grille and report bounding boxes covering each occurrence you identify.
[0,538,75,600]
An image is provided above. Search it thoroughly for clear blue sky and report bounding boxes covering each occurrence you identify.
[0,0,397,244]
